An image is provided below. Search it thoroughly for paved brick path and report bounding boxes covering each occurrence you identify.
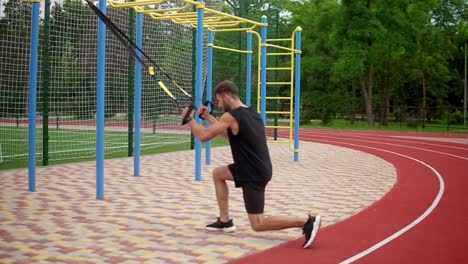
[0,142,396,263]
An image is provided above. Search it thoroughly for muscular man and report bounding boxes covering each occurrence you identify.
[181,80,321,248]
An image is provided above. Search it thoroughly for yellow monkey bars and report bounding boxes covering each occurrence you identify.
[105,0,266,31]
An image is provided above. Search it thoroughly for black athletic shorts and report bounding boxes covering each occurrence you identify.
[228,163,268,214]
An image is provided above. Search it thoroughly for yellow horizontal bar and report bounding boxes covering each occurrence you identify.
[137,4,191,13]
[265,96,291,100]
[205,21,242,28]
[266,67,291,71]
[266,111,291,115]
[266,43,299,53]
[266,126,290,129]
[209,44,252,54]
[150,11,198,19]
[266,82,291,85]
[204,8,266,27]
[209,26,256,32]
[267,38,292,42]
[168,16,223,24]
[267,53,291,56]
[107,0,166,8]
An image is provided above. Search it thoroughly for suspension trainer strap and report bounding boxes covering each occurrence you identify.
[85,1,190,100]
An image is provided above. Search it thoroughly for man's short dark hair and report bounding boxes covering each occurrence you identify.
[214,80,239,98]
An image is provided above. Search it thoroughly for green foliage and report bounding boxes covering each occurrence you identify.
[449,109,464,125]
[288,0,466,127]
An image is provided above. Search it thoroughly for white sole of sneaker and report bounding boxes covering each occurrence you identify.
[206,226,237,233]
[303,215,321,249]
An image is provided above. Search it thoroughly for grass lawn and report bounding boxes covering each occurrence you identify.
[0,126,229,171]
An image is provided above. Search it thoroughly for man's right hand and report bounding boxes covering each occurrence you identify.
[198,105,209,120]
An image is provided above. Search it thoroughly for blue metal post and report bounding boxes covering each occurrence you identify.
[206,30,214,165]
[246,31,252,107]
[260,16,267,125]
[294,27,302,162]
[96,0,107,200]
[28,2,40,192]
[134,14,143,176]
[195,1,205,181]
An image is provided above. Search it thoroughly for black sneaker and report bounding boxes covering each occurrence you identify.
[302,215,321,248]
[205,217,237,233]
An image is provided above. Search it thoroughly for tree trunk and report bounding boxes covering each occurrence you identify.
[381,42,392,126]
[386,94,390,125]
[422,73,426,126]
[380,80,388,126]
[350,80,356,124]
[361,71,374,128]
[364,0,374,127]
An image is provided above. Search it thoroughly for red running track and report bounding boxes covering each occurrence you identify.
[231,129,468,264]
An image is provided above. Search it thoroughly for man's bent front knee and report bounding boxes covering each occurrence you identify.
[212,166,234,182]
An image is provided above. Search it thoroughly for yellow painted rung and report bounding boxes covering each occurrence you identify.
[150,12,198,19]
[266,82,291,85]
[266,126,290,129]
[171,15,224,23]
[207,20,241,26]
[205,8,266,27]
[141,4,191,13]
[182,20,241,28]
[134,4,191,14]
[266,111,291,115]
[266,67,291,71]
[266,43,298,53]
[107,0,168,8]
[267,53,291,56]
[267,38,292,42]
[209,26,256,32]
[265,96,291,100]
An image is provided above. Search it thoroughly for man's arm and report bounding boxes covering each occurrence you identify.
[204,114,219,125]
[187,113,232,142]
[197,105,228,139]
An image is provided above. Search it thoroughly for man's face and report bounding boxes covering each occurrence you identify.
[216,93,231,112]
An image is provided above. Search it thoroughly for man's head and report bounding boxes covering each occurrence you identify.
[214,80,239,112]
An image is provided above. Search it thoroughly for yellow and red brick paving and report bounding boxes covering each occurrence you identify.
[1,142,396,263]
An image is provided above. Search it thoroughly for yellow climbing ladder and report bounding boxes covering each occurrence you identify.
[258,28,301,149]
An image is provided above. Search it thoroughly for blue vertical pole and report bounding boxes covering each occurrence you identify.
[134,14,143,176]
[294,27,302,162]
[96,0,106,200]
[195,1,204,181]
[260,16,267,125]
[246,32,252,107]
[206,30,214,165]
[28,2,40,192]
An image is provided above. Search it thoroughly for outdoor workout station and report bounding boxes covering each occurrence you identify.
[16,0,302,200]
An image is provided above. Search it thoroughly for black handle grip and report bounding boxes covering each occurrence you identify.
[199,101,214,120]
[181,103,196,125]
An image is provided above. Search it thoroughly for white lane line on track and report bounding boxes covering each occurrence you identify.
[301,133,468,161]
[308,139,445,264]
[301,131,468,151]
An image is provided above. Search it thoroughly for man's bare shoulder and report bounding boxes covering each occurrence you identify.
[219,112,234,123]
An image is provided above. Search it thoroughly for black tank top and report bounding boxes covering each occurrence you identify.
[227,107,272,184]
